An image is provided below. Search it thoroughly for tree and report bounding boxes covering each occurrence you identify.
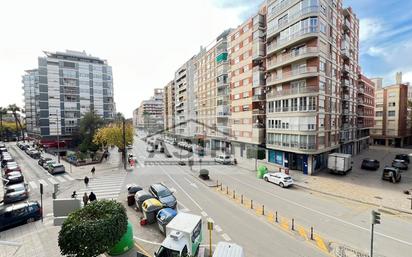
[76,111,104,152]
[58,200,128,257]
[7,104,24,141]
[0,107,7,140]
[93,122,134,150]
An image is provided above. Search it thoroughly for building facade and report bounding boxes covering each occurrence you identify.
[356,74,375,152]
[163,80,175,134]
[135,88,164,132]
[22,50,115,144]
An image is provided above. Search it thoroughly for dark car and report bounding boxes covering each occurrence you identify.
[38,156,52,167]
[1,156,14,168]
[0,147,7,155]
[395,154,410,164]
[3,183,29,204]
[392,159,408,170]
[0,201,42,231]
[3,171,24,185]
[146,146,154,153]
[164,152,172,158]
[382,167,401,183]
[361,159,380,170]
[149,183,177,209]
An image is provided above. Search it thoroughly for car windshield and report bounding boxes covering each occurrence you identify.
[156,246,180,257]
[158,189,171,198]
[6,184,25,193]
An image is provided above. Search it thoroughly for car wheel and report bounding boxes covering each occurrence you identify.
[279,182,284,188]
[264,177,268,182]
[27,218,35,223]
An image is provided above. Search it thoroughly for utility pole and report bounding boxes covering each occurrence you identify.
[371,210,381,257]
[123,118,126,170]
[56,110,60,163]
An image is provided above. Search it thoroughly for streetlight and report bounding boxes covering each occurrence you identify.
[49,110,60,163]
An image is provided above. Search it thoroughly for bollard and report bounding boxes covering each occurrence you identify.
[310,227,314,240]
[275,211,278,223]
[220,184,223,191]
[262,205,265,216]
[241,194,243,204]
[292,218,295,231]
[226,186,228,194]
[233,190,236,199]
[216,180,218,187]
[251,199,253,209]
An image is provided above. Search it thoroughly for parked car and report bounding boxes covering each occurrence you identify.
[382,166,401,183]
[126,184,143,206]
[48,163,66,174]
[28,150,41,159]
[127,145,133,149]
[146,146,154,153]
[392,159,408,170]
[3,163,21,175]
[149,183,177,209]
[38,156,52,166]
[1,156,15,168]
[395,154,410,164]
[0,201,41,231]
[164,152,172,158]
[263,172,294,188]
[3,171,24,185]
[43,160,56,170]
[361,159,380,170]
[3,183,29,204]
[0,147,7,155]
[215,154,232,165]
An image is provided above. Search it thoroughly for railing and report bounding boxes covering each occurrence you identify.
[342,80,350,87]
[357,99,364,105]
[266,85,318,99]
[358,88,365,93]
[267,0,292,21]
[253,94,265,101]
[267,66,318,84]
[267,47,318,69]
[252,109,265,115]
[217,80,229,88]
[267,26,318,54]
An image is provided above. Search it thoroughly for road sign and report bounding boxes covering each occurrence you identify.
[372,210,381,225]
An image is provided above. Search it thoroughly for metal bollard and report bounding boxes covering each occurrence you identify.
[275,211,278,223]
[216,180,218,187]
[251,199,253,209]
[310,227,314,240]
[226,186,228,194]
[262,205,265,215]
[220,184,223,191]
[241,194,243,204]
[233,190,236,199]
[292,218,295,231]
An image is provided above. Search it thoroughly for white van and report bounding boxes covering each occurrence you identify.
[213,242,245,257]
[215,154,232,165]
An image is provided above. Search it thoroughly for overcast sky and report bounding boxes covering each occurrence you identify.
[1,0,411,118]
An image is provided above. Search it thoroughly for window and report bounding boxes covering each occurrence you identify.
[291,98,298,111]
[308,96,316,111]
[242,105,249,111]
[320,59,326,72]
[388,102,396,107]
[320,23,327,34]
[268,101,274,112]
[275,100,281,112]
[282,99,289,112]
[376,111,383,117]
[388,111,396,117]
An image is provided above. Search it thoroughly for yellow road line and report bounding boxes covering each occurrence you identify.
[280,217,289,231]
[298,226,308,240]
[134,241,152,257]
[314,234,329,253]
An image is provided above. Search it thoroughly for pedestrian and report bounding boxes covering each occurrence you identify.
[82,193,89,206]
[91,166,95,176]
[89,192,97,202]
[84,176,89,187]
[71,191,77,198]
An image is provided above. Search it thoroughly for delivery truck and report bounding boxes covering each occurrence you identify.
[328,153,353,175]
[155,213,202,257]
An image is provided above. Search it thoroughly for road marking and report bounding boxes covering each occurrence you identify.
[38,179,48,186]
[63,174,74,181]
[201,211,208,217]
[55,176,66,182]
[222,170,412,247]
[222,233,231,241]
[184,177,198,189]
[298,226,308,240]
[207,217,214,223]
[215,225,223,233]
[29,181,38,189]
[314,234,329,253]
[48,177,58,184]
[177,201,190,213]
[169,187,177,193]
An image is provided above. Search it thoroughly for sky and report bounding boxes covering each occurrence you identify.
[0,0,411,118]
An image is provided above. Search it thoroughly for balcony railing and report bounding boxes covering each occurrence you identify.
[253,94,265,101]
[217,79,228,88]
[266,85,318,99]
[267,26,318,54]
[267,47,318,69]
[267,0,292,21]
[357,99,364,105]
[267,66,318,85]
[358,87,365,94]
[252,109,265,115]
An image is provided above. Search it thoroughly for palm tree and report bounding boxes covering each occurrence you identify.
[7,104,24,141]
[0,107,7,140]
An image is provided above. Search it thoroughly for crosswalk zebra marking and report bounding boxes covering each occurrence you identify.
[48,177,58,184]
[38,179,48,186]
[76,174,126,200]
[29,181,38,189]
[63,174,74,181]
[55,176,66,183]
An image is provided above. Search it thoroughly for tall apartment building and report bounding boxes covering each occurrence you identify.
[133,107,139,127]
[372,81,411,147]
[174,57,197,138]
[163,80,175,133]
[356,74,375,152]
[229,4,268,160]
[135,88,164,132]
[22,50,115,144]
[193,30,232,150]
[264,0,362,174]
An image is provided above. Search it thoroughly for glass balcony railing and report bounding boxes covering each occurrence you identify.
[267,47,318,69]
[267,26,318,54]
[266,66,318,85]
[266,85,318,99]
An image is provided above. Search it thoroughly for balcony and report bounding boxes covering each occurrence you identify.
[343,19,350,31]
[342,79,350,87]
[217,79,229,89]
[267,26,318,55]
[342,64,350,73]
[357,111,364,116]
[266,85,318,99]
[252,109,265,115]
[253,14,265,31]
[266,66,318,86]
[252,94,265,101]
[357,99,364,105]
[217,88,229,97]
[267,0,292,21]
[216,105,229,117]
[341,48,350,59]
[343,109,349,115]
[217,65,228,77]
[267,6,319,40]
[342,94,350,101]
[253,69,265,87]
[358,87,365,94]
[252,39,265,60]
[252,127,265,143]
[267,47,318,71]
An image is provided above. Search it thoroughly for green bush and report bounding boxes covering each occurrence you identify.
[58,200,127,257]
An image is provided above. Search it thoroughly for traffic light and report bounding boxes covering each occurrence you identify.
[40,183,43,195]
[372,210,381,225]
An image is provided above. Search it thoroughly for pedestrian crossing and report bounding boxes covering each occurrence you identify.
[76,174,126,200]
[26,174,75,190]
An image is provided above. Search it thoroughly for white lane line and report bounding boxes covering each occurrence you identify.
[184,177,198,189]
[222,233,231,241]
[201,211,208,217]
[169,187,177,193]
[223,169,412,247]
[29,181,38,189]
[215,225,223,233]
[55,176,66,183]
[207,218,214,223]
[38,179,48,186]
[63,175,74,181]
[48,177,58,184]
[177,201,190,213]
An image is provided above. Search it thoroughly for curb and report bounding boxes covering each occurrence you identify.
[294,183,412,215]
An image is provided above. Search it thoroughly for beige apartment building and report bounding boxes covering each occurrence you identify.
[356,74,375,152]
[371,80,411,147]
[163,80,175,134]
[134,88,164,132]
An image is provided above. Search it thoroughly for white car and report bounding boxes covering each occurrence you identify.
[214,154,232,165]
[263,172,293,188]
[126,145,133,149]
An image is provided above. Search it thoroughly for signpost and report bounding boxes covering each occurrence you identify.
[208,220,214,257]
[40,183,44,222]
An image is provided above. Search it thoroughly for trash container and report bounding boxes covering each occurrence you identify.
[156,208,177,235]
[107,221,134,256]
[142,198,163,224]
[135,190,155,211]
[126,184,142,206]
[257,165,268,179]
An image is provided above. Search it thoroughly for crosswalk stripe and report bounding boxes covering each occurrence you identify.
[29,181,38,189]
[38,179,48,186]
[215,225,223,233]
[78,189,120,194]
[55,176,66,182]
[222,233,231,241]
[48,177,58,184]
[63,175,74,181]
